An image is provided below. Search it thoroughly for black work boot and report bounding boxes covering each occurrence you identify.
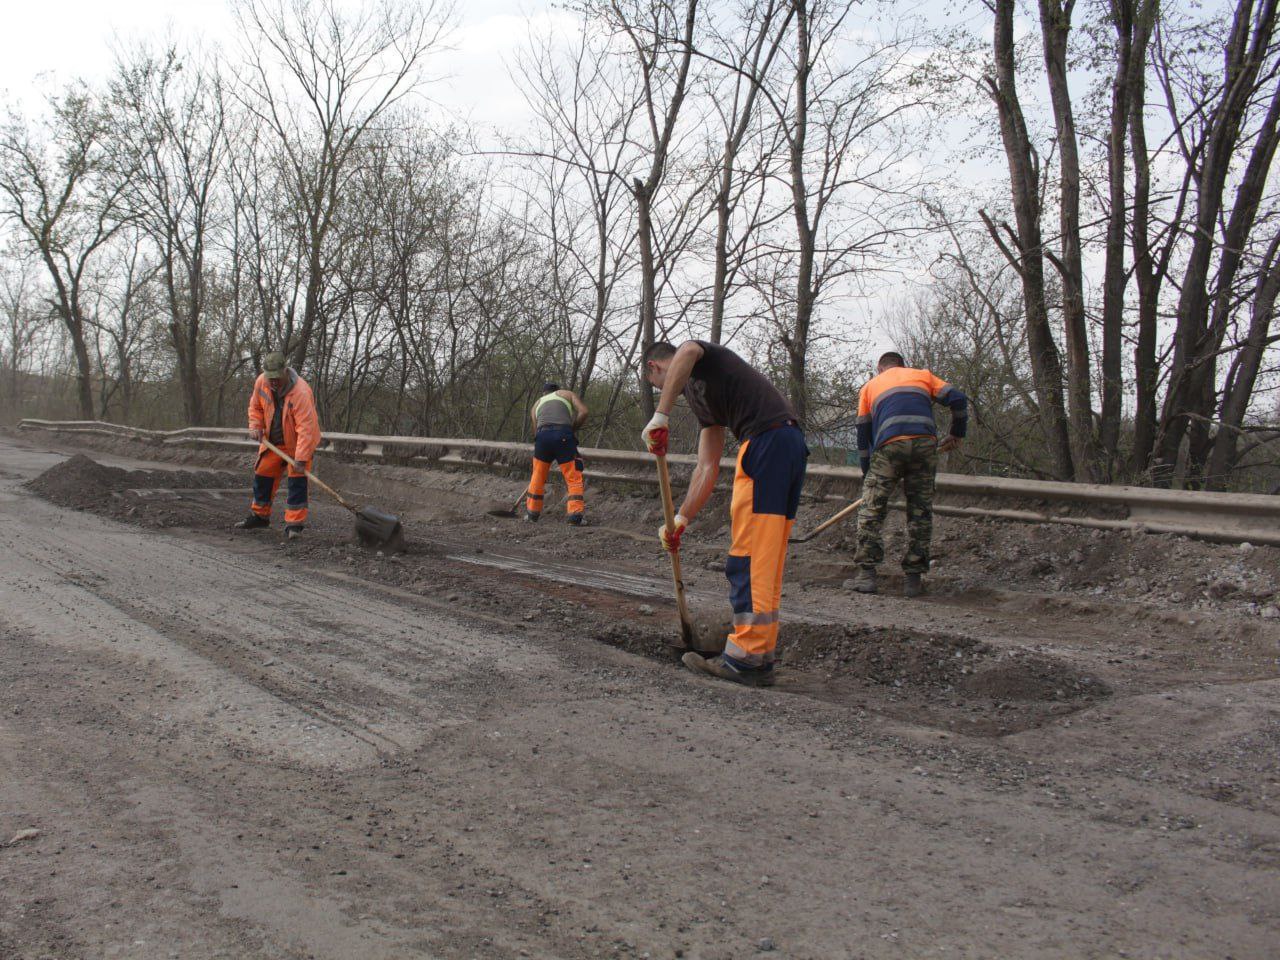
[285,524,304,540]
[567,513,583,526]
[845,567,877,594]
[524,511,540,523]
[236,513,269,530]
[904,572,924,598]
[681,652,777,688]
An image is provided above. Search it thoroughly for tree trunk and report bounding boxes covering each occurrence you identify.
[787,0,814,422]
[1040,0,1099,480]
[634,178,657,419]
[1128,3,1160,478]
[710,158,732,345]
[69,317,94,420]
[1100,0,1138,477]
[987,0,1075,480]
[1205,232,1280,487]
[1154,0,1278,480]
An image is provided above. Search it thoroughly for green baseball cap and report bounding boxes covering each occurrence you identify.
[262,351,286,377]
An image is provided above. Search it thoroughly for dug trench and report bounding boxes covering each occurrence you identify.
[23,438,1274,740]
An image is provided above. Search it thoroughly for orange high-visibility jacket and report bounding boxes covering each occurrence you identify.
[248,369,321,463]
[855,366,967,471]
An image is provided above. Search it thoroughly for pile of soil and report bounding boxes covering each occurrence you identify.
[27,454,242,515]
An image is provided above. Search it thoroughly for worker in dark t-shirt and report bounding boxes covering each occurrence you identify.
[641,340,808,687]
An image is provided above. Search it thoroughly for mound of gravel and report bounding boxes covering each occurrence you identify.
[26,455,134,509]
[26,454,242,511]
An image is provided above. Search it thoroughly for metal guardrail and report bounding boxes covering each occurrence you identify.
[18,418,1280,546]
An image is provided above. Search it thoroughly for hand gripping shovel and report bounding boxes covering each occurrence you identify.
[259,438,404,551]
[788,498,863,544]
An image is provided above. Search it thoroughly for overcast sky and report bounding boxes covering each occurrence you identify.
[0,0,1002,354]
[0,0,564,132]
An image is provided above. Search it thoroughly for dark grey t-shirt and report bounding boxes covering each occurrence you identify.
[682,341,796,442]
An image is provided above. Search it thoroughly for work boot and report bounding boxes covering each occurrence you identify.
[567,513,583,526]
[235,513,269,530]
[524,511,540,523]
[845,567,877,594]
[286,524,304,540]
[904,572,924,598]
[681,652,777,688]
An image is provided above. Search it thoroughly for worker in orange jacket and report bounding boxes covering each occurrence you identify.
[235,352,322,540]
[851,351,967,596]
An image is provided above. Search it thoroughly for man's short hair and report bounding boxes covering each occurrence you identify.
[642,341,677,366]
[542,381,560,393]
[877,351,906,369]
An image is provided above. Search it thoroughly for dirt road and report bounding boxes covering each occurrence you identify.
[2,432,1278,959]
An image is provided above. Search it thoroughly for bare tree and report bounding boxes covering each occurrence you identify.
[231,0,452,371]
[768,0,936,421]
[108,45,232,425]
[599,0,701,417]
[0,87,132,419]
[981,0,1076,480]
[1038,0,1102,478]
[0,250,41,410]
[1152,0,1280,483]
[514,14,644,397]
[700,0,792,344]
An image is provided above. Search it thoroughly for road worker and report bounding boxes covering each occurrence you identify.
[850,351,967,597]
[235,351,322,540]
[641,340,807,687]
[526,381,589,525]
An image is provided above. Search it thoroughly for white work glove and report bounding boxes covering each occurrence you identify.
[249,427,263,441]
[642,411,670,456]
[659,513,688,552]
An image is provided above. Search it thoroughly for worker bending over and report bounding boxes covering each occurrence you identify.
[852,351,967,597]
[235,351,321,540]
[642,341,807,687]
[526,381,589,525]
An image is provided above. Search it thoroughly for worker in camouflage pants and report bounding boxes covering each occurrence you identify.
[854,438,938,578]
[850,352,967,597]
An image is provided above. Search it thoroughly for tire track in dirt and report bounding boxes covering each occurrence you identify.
[0,494,559,769]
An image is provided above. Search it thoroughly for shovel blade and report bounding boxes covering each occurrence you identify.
[355,506,404,551]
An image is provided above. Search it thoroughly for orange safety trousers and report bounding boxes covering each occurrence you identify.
[250,448,309,525]
[526,426,585,517]
[722,424,807,667]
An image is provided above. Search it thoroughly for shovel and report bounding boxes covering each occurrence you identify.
[487,489,566,519]
[655,452,701,651]
[788,498,863,544]
[487,490,526,518]
[258,438,404,551]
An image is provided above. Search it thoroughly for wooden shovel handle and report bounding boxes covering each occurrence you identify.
[258,437,356,513]
[655,453,695,643]
[807,497,863,539]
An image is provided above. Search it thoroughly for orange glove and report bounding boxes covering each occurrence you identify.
[642,412,670,456]
[659,514,688,552]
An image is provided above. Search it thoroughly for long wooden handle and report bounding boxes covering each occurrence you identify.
[655,453,694,644]
[808,497,864,538]
[258,437,356,513]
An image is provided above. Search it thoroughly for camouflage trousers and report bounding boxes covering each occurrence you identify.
[854,437,938,574]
